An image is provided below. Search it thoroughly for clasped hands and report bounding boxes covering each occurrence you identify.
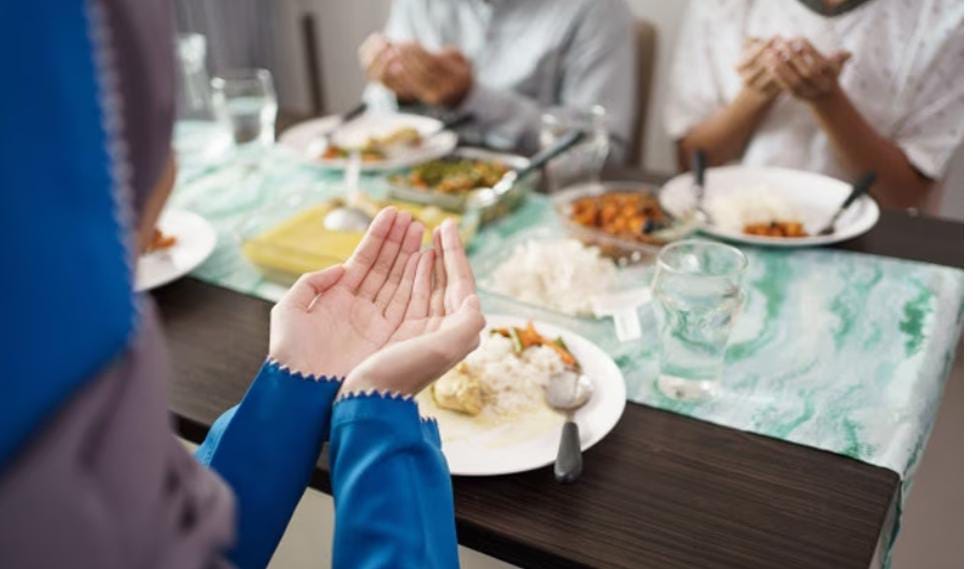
[359,33,473,107]
[737,36,852,103]
[268,208,486,398]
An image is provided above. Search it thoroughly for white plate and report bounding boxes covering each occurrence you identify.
[278,112,458,172]
[135,209,216,291]
[658,166,880,247]
[417,314,627,476]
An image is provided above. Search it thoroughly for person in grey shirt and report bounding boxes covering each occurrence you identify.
[360,0,637,162]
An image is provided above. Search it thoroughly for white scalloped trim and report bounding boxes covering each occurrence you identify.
[266,358,343,383]
[334,388,416,404]
[333,389,439,424]
[85,0,138,337]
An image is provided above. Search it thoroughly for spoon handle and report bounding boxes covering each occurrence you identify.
[692,149,707,189]
[338,101,368,124]
[554,420,583,484]
[841,171,877,210]
[520,129,586,177]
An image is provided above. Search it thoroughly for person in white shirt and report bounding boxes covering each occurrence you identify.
[358,0,636,162]
[665,0,963,210]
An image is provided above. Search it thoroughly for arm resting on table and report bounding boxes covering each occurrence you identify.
[329,393,459,569]
[196,360,342,569]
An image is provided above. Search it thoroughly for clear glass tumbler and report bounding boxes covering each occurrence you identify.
[652,240,747,400]
[539,105,611,191]
[211,68,278,148]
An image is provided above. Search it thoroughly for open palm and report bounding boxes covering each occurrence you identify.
[268,208,479,380]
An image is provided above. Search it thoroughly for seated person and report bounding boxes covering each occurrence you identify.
[359,0,637,162]
[665,0,963,210]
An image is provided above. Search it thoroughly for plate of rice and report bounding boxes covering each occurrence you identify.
[658,165,879,247]
[416,314,627,476]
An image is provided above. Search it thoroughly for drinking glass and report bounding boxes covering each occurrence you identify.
[211,69,278,148]
[176,33,215,121]
[539,105,611,191]
[652,240,747,400]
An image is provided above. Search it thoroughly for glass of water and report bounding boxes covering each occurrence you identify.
[211,68,278,148]
[652,240,747,400]
[539,105,611,192]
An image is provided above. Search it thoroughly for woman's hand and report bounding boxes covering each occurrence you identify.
[765,38,851,101]
[268,208,427,378]
[339,218,485,397]
[736,36,782,103]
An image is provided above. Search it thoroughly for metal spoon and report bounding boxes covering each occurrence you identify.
[545,370,594,484]
[323,151,372,232]
[467,129,586,210]
[308,101,368,157]
[692,149,713,223]
[817,171,876,236]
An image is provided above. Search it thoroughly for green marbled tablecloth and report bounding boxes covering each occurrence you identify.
[170,123,962,561]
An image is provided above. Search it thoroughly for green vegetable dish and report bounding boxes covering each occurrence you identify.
[390,157,510,195]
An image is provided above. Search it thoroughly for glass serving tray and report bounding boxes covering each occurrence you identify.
[470,224,656,317]
[383,147,539,223]
[235,182,476,285]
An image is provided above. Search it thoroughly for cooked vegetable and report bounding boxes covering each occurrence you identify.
[322,145,386,162]
[390,157,510,195]
[146,228,177,253]
[490,322,578,368]
[570,191,671,243]
[322,126,422,162]
[743,220,807,238]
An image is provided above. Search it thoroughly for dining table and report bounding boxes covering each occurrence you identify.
[156,118,963,569]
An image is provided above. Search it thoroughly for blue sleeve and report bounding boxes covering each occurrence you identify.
[196,360,342,569]
[329,394,459,569]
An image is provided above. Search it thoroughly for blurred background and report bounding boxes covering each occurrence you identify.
[173,0,962,220]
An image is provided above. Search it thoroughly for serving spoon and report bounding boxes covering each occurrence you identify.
[546,370,594,484]
[322,151,373,232]
[467,129,586,211]
[817,171,876,236]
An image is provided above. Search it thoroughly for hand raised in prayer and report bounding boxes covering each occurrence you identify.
[764,37,852,101]
[269,207,433,378]
[339,218,485,397]
[735,36,783,102]
[359,34,418,102]
[395,43,474,107]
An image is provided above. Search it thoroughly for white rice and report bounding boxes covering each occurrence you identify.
[707,185,801,231]
[464,334,566,417]
[487,238,617,316]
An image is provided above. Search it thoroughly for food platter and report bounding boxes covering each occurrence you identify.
[278,112,458,172]
[385,147,535,213]
[135,209,216,291]
[658,165,880,247]
[416,314,627,476]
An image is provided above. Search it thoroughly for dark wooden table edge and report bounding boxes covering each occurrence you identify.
[170,354,902,569]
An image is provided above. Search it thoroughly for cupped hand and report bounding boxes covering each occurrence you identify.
[764,38,851,101]
[736,36,782,102]
[268,207,426,377]
[395,44,473,107]
[339,218,485,397]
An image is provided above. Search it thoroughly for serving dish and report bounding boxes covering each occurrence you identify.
[384,147,539,225]
[658,165,880,247]
[236,186,474,284]
[416,314,627,476]
[278,112,458,172]
[552,181,697,263]
[136,209,216,291]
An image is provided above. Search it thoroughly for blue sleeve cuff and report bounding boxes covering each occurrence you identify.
[198,359,342,569]
[329,393,457,569]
